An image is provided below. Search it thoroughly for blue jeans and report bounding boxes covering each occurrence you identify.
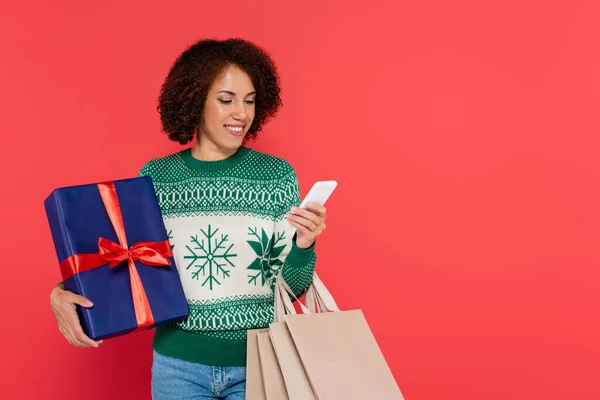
[151,350,246,399]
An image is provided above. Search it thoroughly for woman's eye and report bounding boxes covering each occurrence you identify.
[245,99,256,104]
[219,99,233,104]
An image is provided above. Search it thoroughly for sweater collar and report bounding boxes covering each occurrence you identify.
[181,146,250,173]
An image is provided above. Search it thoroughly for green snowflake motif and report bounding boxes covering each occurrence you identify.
[183,225,237,290]
[167,229,174,250]
[246,227,287,287]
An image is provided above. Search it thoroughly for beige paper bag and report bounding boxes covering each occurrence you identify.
[269,273,405,400]
[269,321,316,400]
[245,329,268,400]
[257,331,289,400]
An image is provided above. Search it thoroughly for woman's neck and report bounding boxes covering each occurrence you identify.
[191,137,239,161]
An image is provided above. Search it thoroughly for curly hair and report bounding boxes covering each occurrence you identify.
[157,38,283,145]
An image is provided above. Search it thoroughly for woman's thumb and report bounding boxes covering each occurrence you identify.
[69,293,94,308]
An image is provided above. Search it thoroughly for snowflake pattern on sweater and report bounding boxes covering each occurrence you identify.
[138,147,316,341]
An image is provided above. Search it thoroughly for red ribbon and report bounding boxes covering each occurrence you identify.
[59,182,172,332]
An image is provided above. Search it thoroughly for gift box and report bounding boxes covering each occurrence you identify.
[44,176,189,340]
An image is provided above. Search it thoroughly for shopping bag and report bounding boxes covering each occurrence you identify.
[268,321,315,400]
[269,272,405,400]
[246,283,313,400]
[257,330,289,400]
[246,329,268,400]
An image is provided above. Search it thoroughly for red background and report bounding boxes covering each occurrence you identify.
[1,0,599,398]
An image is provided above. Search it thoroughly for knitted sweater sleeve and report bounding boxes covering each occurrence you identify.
[274,162,316,296]
[137,161,152,177]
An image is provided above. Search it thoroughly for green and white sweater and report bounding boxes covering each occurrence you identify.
[138,146,316,366]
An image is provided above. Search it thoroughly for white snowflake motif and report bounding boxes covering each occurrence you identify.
[183,225,237,290]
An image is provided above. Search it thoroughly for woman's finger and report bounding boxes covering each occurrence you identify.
[306,203,327,219]
[59,313,78,346]
[290,207,322,224]
[69,313,99,348]
[60,322,79,347]
[288,220,315,240]
[66,292,94,308]
[287,213,318,231]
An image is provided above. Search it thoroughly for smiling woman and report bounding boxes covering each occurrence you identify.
[196,66,257,150]
[48,38,330,400]
[157,38,282,148]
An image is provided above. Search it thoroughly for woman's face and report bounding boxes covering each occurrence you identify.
[198,65,256,150]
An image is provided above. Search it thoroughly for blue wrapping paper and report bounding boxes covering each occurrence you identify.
[44,176,189,340]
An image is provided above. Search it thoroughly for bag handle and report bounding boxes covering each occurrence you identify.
[309,272,340,312]
[305,286,322,313]
[296,273,340,313]
[274,271,340,322]
[274,273,310,322]
[306,285,332,313]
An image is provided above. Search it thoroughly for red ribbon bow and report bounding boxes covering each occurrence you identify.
[59,182,172,332]
[98,237,172,268]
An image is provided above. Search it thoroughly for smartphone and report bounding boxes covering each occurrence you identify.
[299,181,338,211]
